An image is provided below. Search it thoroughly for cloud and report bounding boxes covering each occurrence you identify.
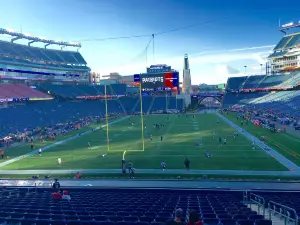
[228,45,275,52]
[215,65,240,75]
[95,45,274,84]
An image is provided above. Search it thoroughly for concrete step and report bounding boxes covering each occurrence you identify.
[248,204,296,225]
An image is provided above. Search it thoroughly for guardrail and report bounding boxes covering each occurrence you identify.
[243,191,248,201]
[249,193,266,216]
[268,201,298,225]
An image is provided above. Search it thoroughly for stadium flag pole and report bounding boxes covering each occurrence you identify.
[139,82,145,151]
[105,85,110,152]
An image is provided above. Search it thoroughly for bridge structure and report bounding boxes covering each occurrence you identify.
[191,93,224,105]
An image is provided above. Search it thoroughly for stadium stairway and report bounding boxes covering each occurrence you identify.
[147,96,156,113]
[132,98,140,112]
[248,204,284,225]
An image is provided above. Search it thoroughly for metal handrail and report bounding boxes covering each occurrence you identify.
[268,200,298,225]
[249,193,266,216]
[243,191,248,201]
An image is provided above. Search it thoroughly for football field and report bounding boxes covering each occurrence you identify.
[0,113,287,171]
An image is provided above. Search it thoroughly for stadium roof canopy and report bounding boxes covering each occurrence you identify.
[0,28,81,48]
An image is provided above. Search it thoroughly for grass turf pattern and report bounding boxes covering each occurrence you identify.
[0,114,287,171]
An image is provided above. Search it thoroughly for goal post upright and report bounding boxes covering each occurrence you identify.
[139,82,145,151]
[104,85,110,152]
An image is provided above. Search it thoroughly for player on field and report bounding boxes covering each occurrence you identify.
[212,131,216,139]
[161,136,163,142]
[57,157,62,167]
[218,137,222,146]
[205,150,212,158]
[223,137,227,145]
[38,148,42,156]
[234,131,238,139]
[161,160,166,171]
[252,141,256,150]
[184,158,190,170]
[150,134,153,142]
[88,141,91,149]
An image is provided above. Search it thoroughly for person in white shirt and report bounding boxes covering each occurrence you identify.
[57,158,62,167]
[62,190,71,201]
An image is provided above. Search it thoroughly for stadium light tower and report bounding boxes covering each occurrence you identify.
[244,65,247,75]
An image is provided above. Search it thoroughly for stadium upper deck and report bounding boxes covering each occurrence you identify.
[268,20,300,73]
[0,28,90,82]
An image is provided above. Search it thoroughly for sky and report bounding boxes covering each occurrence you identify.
[0,0,299,84]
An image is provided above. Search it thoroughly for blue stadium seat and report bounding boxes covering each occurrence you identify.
[0,40,89,71]
[219,219,236,225]
[255,220,272,225]
[203,218,220,225]
[236,220,254,225]
[248,215,264,220]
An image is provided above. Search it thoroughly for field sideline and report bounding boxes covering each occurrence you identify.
[224,112,300,166]
[0,113,287,171]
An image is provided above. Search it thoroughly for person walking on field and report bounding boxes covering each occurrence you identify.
[185,158,190,171]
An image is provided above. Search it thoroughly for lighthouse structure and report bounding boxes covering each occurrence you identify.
[182,54,192,94]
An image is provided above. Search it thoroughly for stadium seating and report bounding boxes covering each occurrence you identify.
[273,33,300,50]
[0,41,86,65]
[0,84,51,99]
[274,36,293,50]
[0,189,272,225]
[226,74,299,91]
[223,73,300,117]
[226,77,248,90]
[39,84,127,98]
[222,93,268,108]
[0,95,184,138]
[223,91,300,117]
[0,41,89,72]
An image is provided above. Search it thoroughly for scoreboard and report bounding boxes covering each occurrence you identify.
[134,72,179,92]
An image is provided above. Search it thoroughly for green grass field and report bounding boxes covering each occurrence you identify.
[0,113,287,171]
[225,112,300,166]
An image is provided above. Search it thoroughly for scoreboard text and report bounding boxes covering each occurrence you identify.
[134,72,179,92]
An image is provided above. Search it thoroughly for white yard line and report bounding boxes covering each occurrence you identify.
[0,116,129,168]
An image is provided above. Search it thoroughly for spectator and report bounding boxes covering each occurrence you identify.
[52,191,62,200]
[187,210,203,225]
[62,190,71,201]
[165,208,185,225]
[52,178,60,189]
[74,172,82,179]
[0,150,4,159]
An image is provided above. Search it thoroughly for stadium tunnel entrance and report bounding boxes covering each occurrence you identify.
[191,94,223,108]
